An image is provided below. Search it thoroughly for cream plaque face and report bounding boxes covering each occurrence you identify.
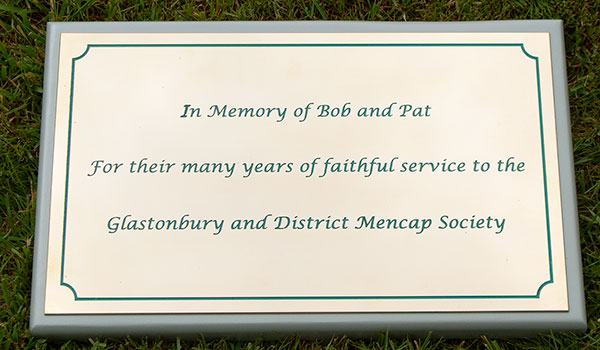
[44,32,567,314]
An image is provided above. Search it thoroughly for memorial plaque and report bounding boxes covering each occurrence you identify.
[30,21,586,338]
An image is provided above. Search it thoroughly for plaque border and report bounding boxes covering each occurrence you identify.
[61,42,553,302]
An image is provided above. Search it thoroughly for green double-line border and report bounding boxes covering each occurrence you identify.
[59,43,553,302]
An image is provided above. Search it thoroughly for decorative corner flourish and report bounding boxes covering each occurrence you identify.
[73,45,92,61]
[61,282,79,300]
[536,279,553,298]
[520,44,538,60]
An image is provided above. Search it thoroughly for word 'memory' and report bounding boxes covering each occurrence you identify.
[207,104,287,122]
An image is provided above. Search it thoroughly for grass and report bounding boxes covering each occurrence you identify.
[1,0,599,349]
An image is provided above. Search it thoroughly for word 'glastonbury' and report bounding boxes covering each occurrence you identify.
[107,214,224,235]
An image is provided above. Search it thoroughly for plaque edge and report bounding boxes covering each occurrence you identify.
[29,19,587,339]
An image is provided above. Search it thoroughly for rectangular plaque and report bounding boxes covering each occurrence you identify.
[31,21,586,338]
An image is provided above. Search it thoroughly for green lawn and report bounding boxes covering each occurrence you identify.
[1,1,599,349]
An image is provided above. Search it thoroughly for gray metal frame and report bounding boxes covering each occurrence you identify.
[30,20,586,339]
